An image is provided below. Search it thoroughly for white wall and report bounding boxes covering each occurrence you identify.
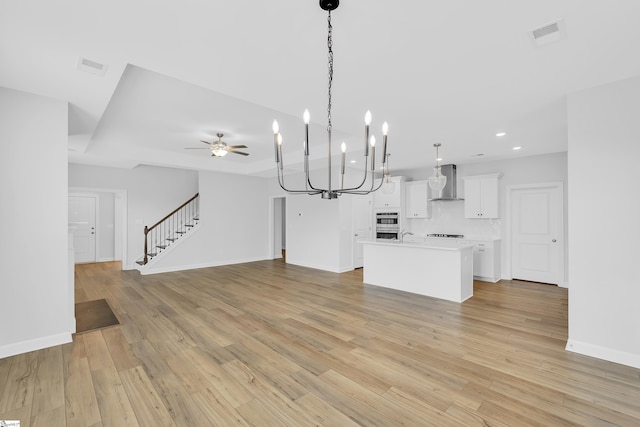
[286,195,343,272]
[283,194,356,273]
[402,152,569,284]
[566,74,640,368]
[147,170,270,272]
[68,164,198,268]
[0,87,71,358]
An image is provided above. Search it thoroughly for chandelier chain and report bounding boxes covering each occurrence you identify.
[327,11,333,135]
[272,2,388,199]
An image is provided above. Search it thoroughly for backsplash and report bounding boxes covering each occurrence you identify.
[406,200,501,238]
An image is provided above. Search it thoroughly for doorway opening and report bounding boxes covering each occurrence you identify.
[271,197,286,262]
[68,188,127,268]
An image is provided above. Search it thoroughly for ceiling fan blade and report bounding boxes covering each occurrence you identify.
[227,145,248,149]
[230,151,250,156]
[184,147,211,149]
[200,140,213,145]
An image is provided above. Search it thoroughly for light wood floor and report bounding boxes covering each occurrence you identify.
[2,261,640,426]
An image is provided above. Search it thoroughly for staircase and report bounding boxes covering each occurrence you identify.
[136,193,199,266]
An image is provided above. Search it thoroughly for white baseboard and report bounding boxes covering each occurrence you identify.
[140,256,269,275]
[474,275,500,283]
[566,339,640,369]
[0,332,72,359]
[285,259,345,274]
[97,257,115,263]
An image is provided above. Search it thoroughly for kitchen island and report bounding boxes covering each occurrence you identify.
[362,239,474,303]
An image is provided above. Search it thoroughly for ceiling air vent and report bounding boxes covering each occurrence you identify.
[533,23,559,40]
[76,56,108,76]
[530,19,566,47]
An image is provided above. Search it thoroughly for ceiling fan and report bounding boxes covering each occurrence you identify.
[185,133,249,157]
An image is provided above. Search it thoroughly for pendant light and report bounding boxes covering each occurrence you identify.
[428,143,447,196]
[381,154,395,194]
[271,0,389,199]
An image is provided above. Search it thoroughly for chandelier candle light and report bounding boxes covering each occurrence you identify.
[271,0,390,199]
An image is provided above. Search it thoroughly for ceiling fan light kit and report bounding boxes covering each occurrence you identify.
[271,0,389,199]
[185,132,249,157]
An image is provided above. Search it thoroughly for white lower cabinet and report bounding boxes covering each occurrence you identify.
[464,239,501,282]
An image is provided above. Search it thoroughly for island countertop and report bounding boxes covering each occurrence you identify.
[362,239,474,303]
[363,238,475,251]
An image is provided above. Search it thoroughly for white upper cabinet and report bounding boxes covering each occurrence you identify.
[463,174,502,218]
[373,176,405,209]
[405,180,431,218]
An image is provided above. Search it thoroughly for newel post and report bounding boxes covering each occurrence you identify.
[143,225,149,265]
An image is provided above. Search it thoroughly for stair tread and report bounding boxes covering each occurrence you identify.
[140,194,199,263]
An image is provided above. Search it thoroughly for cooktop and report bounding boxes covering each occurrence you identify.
[426,233,464,238]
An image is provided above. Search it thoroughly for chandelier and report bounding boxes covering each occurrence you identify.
[271,0,389,199]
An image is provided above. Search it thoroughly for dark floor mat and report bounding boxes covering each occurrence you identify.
[75,299,119,333]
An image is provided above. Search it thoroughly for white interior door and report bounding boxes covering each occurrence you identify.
[353,196,372,268]
[511,185,562,285]
[69,196,96,263]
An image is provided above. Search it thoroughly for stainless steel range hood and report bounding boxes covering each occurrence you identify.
[429,164,464,201]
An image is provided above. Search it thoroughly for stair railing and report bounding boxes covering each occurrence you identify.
[142,193,199,265]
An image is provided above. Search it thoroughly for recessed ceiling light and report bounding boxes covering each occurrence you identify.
[496,132,506,137]
[350,160,356,164]
[471,153,484,157]
[513,146,522,150]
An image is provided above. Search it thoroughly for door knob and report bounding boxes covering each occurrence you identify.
[552,239,556,242]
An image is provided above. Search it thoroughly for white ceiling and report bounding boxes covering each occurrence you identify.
[2,1,640,177]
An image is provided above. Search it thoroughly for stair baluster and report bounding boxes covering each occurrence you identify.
[137,193,200,266]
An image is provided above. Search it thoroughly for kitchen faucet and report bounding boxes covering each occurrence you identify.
[400,230,414,242]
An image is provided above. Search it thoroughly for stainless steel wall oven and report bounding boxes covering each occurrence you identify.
[375,211,399,240]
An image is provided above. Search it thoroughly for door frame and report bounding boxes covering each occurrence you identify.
[69,187,128,269]
[505,182,566,287]
[269,195,287,260]
[351,195,372,269]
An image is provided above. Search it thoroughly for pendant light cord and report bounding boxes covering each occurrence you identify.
[327,11,333,135]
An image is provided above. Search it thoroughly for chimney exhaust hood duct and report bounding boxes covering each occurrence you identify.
[429,164,464,201]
